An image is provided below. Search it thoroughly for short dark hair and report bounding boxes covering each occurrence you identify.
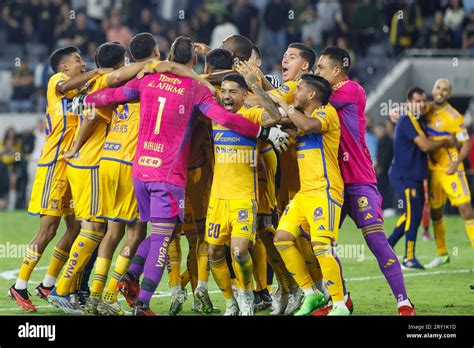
[49,46,80,73]
[300,74,333,105]
[224,35,253,61]
[95,42,125,69]
[130,32,157,61]
[170,36,194,64]
[320,46,351,74]
[288,43,316,71]
[407,86,426,100]
[252,44,261,59]
[206,49,233,71]
[222,73,248,91]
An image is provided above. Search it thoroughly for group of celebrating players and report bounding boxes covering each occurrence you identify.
[6,30,472,317]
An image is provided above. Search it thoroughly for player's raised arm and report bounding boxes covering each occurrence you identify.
[106,59,156,87]
[154,61,216,94]
[237,61,281,126]
[195,84,289,152]
[74,77,141,111]
[57,67,112,94]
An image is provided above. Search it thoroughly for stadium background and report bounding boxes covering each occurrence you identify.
[0,0,473,316]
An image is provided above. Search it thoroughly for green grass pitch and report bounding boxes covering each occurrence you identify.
[0,211,472,316]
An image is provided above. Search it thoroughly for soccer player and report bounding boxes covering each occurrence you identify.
[207,73,285,316]
[387,87,452,270]
[271,74,348,316]
[246,43,319,315]
[315,46,415,315]
[425,78,474,268]
[91,33,166,316]
[76,38,290,316]
[8,46,109,312]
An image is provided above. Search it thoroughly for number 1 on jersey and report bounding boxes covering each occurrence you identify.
[154,96,166,134]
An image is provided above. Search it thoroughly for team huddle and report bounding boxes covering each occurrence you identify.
[6,31,472,317]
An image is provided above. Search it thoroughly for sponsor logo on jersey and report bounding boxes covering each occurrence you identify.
[138,156,162,168]
[214,132,241,143]
[103,142,122,152]
[317,224,325,230]
[364,213,373,220]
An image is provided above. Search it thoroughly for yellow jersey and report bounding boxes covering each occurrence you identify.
[69,74,113,167]
[38,72,79,166]
[210,104,263,200]
[100,101,140,165]
[295,103,343,203]
[426,103,468,171]
[268,80,298,104]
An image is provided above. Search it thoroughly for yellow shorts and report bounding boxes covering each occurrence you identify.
[277,192,342,243]
[67,164,103,222]
[96,159,139,223]
[183,163,212,231]
[28,161,74,217]
[205,197,257,245]
[258,146,277,215]
[429,170,471,209]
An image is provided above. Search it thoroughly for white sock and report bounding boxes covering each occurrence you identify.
[197,280,208,290]
[171,285,180,295]
[15,278,27,290]
[42,274,56,288]
[333,300,347,309]
[303,284,321,296]
[397,299,412,308]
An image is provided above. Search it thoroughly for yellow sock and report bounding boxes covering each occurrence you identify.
[313,243,344,302]
[234,253,254,291]
[43,247,69,287]
[56,229,104,296]
[433,218,448,256]
[464,219,474,248]
[16,247,42,289]
[210,257,233,299]
[91,257,112,297]
[104,255,131,302]
[250,238,267,291]
[274,240,314,290]
[197,237,210,282]
[167,236,181,288]
[259,225,294,293]
[295,237,323,284]
[230,277,240,289]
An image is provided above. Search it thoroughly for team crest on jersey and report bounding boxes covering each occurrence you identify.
[50,200,59,210]
[281,84,290,92]
[313,207,323,222]
[358,196,371,212]
[435,120,442,129]
[411,189,417,197]
[358,196,369,208]
[237,209,249,222]
[451,182,457,191]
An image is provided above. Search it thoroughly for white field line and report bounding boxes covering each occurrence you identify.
[0,268,472,312]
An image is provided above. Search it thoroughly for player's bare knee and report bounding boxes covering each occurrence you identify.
[273,230,295,243]
[430,208,443,221]
[458,203,474,220]
[208,243,224,260]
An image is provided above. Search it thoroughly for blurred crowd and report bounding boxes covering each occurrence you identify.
[1,0,473,113]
